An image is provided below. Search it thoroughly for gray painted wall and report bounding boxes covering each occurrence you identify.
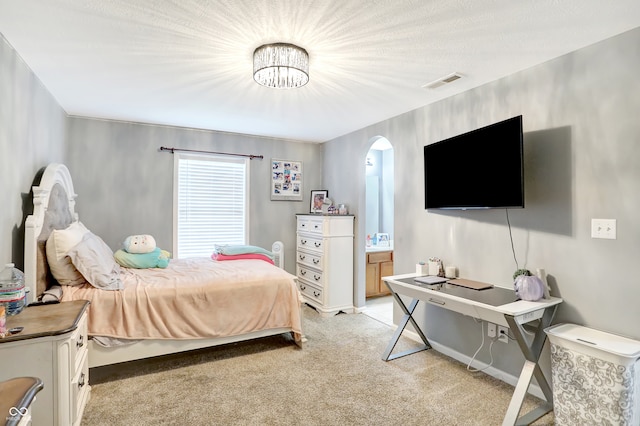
[3,24,640,390]
[1,32,321,276]
[65,117,321,274]
[0,34,67,269]
[322,27,640,380]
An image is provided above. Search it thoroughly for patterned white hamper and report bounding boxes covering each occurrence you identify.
[546,324,640,426]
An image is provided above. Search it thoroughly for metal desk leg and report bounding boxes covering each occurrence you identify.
[381,286,431,361]
[502,305,558,426]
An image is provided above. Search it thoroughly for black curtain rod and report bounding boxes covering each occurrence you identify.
[160,146,263,160]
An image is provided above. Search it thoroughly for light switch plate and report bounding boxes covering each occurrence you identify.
[591,218,616,239]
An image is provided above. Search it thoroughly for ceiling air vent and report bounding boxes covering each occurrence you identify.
[422,72,463,90]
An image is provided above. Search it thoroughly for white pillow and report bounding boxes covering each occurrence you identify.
[46,221,90,286]
[67,232,123,291]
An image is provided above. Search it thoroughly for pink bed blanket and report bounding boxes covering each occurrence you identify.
[61,257,302,343]
[211,252,274,264]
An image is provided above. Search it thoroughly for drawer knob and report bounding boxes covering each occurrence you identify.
[78,372,86,389]
[299,254,305,260]
[314,275,321,281]
[314,242,321,248]
[313,291,320,297]
[77,335,84,348]
[299,284,306,291]
[312,259,319,265]
[300,239,307,245]
[300,270,306,276]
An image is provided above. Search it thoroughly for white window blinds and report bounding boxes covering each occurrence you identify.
[174,153,249,258]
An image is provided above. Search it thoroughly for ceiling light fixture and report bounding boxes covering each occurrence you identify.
[253,43,309,89]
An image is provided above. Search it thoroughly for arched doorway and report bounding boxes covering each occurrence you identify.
[363,136,394,324]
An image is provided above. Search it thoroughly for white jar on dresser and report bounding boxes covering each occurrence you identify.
[296,214,354,317]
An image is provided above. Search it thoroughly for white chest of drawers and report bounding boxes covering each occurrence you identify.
[0,300,91,426]
[296,214,354,317]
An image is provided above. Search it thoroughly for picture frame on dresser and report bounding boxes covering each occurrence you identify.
[310,190,328,213]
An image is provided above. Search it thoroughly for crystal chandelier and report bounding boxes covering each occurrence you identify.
[253,43,309,89]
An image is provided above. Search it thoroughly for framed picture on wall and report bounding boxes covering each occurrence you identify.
[271,159,303,201]
[310,190,329,213]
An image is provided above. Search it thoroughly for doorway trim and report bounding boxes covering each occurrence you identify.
[356,135,394,309]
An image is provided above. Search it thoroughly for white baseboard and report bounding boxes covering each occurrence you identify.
[353,306,366,314]
[399,328,544,400]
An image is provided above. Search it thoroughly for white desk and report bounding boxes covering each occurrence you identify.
[382,273,563,426]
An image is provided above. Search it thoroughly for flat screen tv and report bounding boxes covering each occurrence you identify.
[424,115,524,210]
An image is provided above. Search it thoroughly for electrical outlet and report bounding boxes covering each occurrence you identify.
[498,326,509,343]
[487,322,496,338]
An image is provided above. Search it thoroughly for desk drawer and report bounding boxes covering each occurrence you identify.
[423,295,478,318]
[385,280,479,318]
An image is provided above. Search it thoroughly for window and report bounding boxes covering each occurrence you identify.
[174,153,249,258]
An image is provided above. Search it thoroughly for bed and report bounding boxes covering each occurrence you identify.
[24,163,303,368]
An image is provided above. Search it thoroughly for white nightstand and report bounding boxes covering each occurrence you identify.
[0,300,90,426]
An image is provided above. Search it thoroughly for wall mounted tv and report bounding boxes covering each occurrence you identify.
[424,115,524,210]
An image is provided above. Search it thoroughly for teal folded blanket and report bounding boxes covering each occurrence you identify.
[214,244,274,260]
[114,247,170,269]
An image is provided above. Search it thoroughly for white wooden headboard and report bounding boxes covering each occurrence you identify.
[24,163,78,299]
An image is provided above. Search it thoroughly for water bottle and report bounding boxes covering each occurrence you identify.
[0,263,26,315]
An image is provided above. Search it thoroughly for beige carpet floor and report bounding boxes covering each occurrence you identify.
[83,305,554,425]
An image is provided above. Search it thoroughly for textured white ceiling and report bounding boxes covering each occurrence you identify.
[1,1,639,142]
